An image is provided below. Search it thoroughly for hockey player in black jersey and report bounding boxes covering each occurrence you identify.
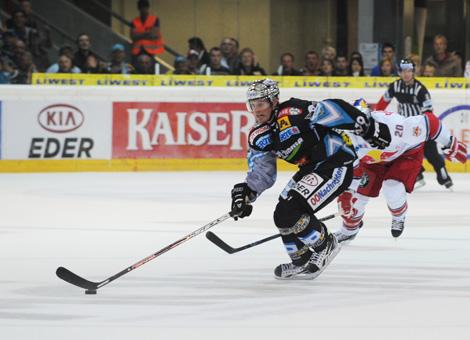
[376,58,453,189]
[229,79,392,280]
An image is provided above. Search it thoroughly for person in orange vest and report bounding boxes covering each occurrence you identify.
[131,0,164,57]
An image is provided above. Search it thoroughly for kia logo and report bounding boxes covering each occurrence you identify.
[38,104,84,133]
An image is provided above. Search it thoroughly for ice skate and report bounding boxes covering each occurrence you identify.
[334,221,363,244]
[391,219,405,238]
[442,178,453,190]
[305,233,340,279]
[437,168,453,190]
[274,233,340,280]
[273,261,310,280]
[414,172,426,190]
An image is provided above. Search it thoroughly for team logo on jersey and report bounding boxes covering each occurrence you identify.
[249,124,270,145]
[306,104,317,119]
[413,126,422,137]
[278,107,302,118]
[279,126,300,142]
[340,132,353,146]
[359,173,369,188]
[255,134,272,149]
[275,137,303,160]
[309,167,345,208]
[290,107,302,115]
[300,173,321,187]
[277,116,292,131]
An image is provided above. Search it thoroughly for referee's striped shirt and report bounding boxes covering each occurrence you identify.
[382,79,433,117]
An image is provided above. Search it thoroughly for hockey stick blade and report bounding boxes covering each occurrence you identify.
[206,231,280,254]
[206,231,237,253]
[56,266,100,290]
[206,213,338,254]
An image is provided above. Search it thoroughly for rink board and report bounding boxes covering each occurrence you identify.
[0,84,469,172]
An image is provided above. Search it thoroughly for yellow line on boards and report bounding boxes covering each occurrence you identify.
[0,159,467,173]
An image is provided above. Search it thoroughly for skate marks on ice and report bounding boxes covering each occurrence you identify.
[4,258,470,324]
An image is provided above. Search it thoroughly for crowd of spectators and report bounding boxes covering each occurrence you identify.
[1,0,470,84]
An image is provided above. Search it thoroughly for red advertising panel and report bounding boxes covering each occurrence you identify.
[113,102,255,158]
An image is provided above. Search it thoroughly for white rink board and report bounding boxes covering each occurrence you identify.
[0,86,469,161]
[0,171,469,340]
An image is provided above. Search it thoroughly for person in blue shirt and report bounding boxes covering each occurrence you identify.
[370,42,398,76]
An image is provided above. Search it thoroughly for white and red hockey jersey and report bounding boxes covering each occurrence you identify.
[346,110,450,165]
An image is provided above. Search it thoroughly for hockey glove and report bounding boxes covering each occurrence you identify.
[337,190,357,218]
[231,183,255,220]
[364,117,391,149]
[443,136,467,163]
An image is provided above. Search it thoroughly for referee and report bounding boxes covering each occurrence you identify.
[375,58,453,189]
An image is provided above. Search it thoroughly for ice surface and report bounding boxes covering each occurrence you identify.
[0,171,469,340]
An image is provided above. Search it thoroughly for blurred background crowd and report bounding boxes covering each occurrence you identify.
[1,0,470,84]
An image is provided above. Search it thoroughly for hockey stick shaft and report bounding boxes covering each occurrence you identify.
[57,212,233,291]
[206,213,338,254]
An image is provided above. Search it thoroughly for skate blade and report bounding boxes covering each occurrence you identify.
[335,234,357,245]
[274,243,342,281]
[305,244,341,280]
[414,181,426,190]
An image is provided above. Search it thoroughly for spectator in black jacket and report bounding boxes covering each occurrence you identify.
[188,37,210,68]
[273,52,302,76]
[200,47,230,75]
[7,0,37,29]
[220,37,240,73]
[334,55,348,76]
[300,50,321,76]
[319,58,335,76]
[348,57,365,76]
[11,51,36,84]
[9,8,50,71]
[73,33,99,73]
[9,10,33,44]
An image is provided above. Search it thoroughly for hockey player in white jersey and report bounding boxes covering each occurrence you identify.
[335,99,467,241]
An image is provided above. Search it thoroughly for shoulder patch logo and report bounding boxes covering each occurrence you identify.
[277,116,292,131]
[249,124,270,145]
[413,126,422,137]
[289,107,302,115]
[279,126,300,142]
[278,107,303,118]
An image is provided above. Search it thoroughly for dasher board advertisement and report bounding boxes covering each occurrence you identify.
[2,100,111,160]
[112,102,255,158]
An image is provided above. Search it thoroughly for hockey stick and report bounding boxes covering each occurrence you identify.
[56,212,233,294]
[206,213,338,254]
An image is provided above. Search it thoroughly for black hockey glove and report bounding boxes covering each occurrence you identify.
[363,117,391,149]
[231,183,255,220]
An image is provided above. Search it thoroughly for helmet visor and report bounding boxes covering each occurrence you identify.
[246,98,271,112]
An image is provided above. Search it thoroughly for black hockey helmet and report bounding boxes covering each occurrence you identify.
[398,58,415,72]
